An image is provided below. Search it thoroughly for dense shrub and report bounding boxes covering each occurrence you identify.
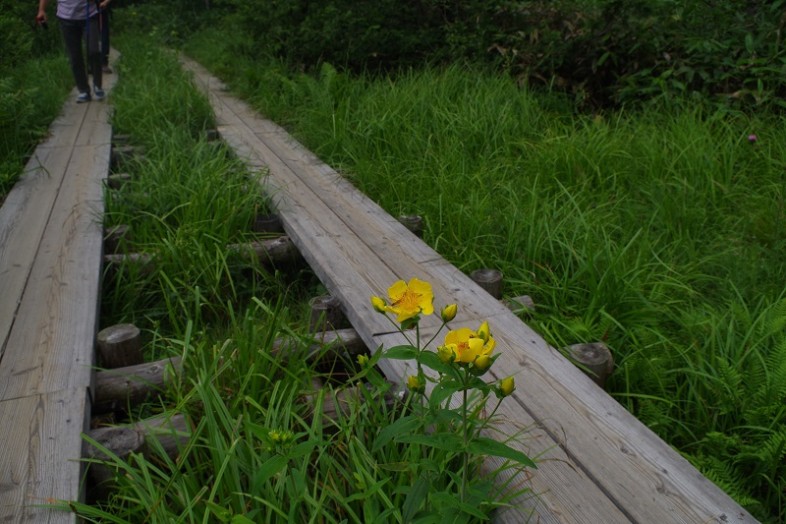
[442,0,786,110]
[0,0,60,72]
[163,0,786,111]
[210,0,447,71]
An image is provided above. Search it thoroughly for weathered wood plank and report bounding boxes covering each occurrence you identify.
[0,57,117,522]
[0,127,109,399]
[0,388,88,523]
[182,55,757,523]
[0,146,73,361]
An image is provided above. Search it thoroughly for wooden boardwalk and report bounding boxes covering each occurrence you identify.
[0,70,116,521]
[182,56,757,523]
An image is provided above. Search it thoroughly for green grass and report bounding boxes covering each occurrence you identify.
[181,24,786,522]
[0,55,72,198]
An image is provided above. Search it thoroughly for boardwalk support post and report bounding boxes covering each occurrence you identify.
[567,342,614,388]
[97,323,144,369]
[470,268,503,299]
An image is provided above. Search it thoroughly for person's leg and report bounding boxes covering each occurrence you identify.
[86,16,103,91]
[58,17,90,96]
[100,8,110,68]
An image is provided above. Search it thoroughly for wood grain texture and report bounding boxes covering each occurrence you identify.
[0,388,88,523]
[0,55,117,522]
[182,55,758,523]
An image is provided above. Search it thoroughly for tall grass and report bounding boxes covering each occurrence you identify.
[0,55,72,197]
[184,25,786,521]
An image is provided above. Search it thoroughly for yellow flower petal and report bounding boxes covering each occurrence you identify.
[386,278,434,322]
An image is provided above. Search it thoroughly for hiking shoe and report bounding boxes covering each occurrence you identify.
[76,91,91,103]
[94,86,105,101]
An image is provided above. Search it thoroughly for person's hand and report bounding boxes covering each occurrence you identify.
[35,10,47,24]
[98,0,110,8]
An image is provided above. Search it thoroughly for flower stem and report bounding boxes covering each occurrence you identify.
[461,371,470,502]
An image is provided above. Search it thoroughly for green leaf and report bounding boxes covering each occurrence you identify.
[429,380,461,409]
[373,414,422,452]
[288,440,318,459]
[205,501,232,522]
[231,516,256,524]
[251,454,289,488]
[417,350,454,375]
[383,345,419,360]
[468,437,537,467]
[394,432,464,451]
[402,474,430,522]
[430,490,489,519]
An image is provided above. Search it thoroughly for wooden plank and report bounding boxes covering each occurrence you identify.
[0,54,117,523]
[0,387,88,523]
[0,146,73,361]
[0,130,109,399]
[183,55,757,523]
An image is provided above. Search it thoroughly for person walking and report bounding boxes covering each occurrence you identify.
[36,0,111,103]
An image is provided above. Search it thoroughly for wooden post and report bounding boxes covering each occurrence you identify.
[103,224,130,254]
[84,425,145,501]
[252,213,284,234]
[470,268,504,299]
[84,413,191,500]
[111,133,132,146]
[303,381,402,428]
[93,356,182,414]
[566,342,614,388]
[398,215,424,238]
[96,324,143,369]
[504,295,536,314]
[106,173,132,190]
[111,145,145,170]
[228,236,299,265]
[103,252,156,276]
[309,295,346,332]
[134,413,190,460]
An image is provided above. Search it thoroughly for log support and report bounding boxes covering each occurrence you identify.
[96,324,143,369]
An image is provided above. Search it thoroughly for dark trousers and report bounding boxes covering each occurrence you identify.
[99,8,110,66]
[58,16,102,94]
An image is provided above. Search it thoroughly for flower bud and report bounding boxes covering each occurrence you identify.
[407,375,424,393]
[441,303,458,323]
[478,321,491,342]
[371,296,387,313]
[437,344,455,363]
[473,354,492,373]
[357,354,369,366]
[500,376,515,397]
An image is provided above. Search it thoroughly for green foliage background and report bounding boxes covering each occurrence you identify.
[0,0,71,196]
[126,0,786,111]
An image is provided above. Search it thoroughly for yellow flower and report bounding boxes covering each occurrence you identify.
[500,376,515,397]
[357,354,369,366]
[442,325,495,365]
[407,375,424,393]
[441,303,458,323]
[386,278,434,323]
[371,296,387,313]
